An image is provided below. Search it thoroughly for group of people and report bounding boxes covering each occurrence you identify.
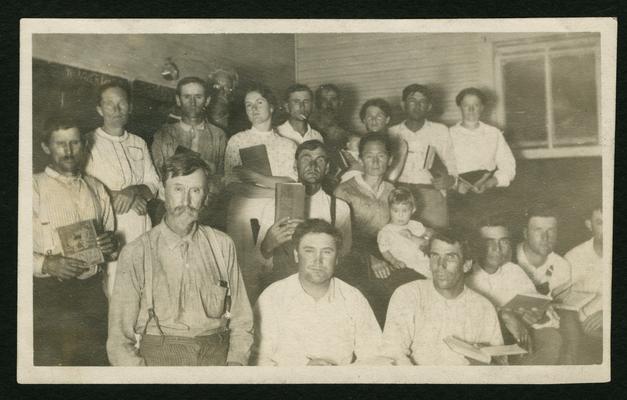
[32,72,604,367]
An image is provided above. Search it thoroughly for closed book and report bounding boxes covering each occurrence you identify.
[57,219,104,266]
[275,183,306,223]
[423,145,448,178]
[501,293,552,314]
[239,144,272,177]
[458,168,497,189]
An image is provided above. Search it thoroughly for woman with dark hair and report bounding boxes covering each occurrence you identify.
[450,87,516,194]
[341,98,407,184]
[224,83,298,302]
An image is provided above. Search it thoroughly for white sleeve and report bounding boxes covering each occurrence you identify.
[252,290,279,366]
[141,138,162,195]
[382,286,415,363]
[493,130,516,187]
[352,291,383,364]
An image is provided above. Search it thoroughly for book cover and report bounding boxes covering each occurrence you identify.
[239,144,272,177]
[443,336,527,364]
[552,290,597,312]
[458,168,497,189]
[501,293,552,314]
[275,183,306,223]
[423,145,448,178]
[57,219,104,266]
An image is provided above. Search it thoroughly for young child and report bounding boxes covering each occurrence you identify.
[377,187,432,278]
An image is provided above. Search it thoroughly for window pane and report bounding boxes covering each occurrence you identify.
[503,57,548,148]
[550,52,598,146]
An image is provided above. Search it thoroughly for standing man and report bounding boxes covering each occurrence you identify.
[33,116,118,365]
[85,82,161,298]
[388,84,458,229]
[206,67,240,135]
[107,153,253,366]
[256,140,351,286]
[277,84,325,145]
[466,216,563,365]
[382,229,503,365]
[253,219,383,366]
[310,83,349,149]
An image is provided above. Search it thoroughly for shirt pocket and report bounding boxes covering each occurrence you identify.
[127,146,145,178]
[200,283,227,319]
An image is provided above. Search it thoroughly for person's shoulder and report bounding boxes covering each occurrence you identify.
[335,177,357,194]
[119,230,151,258]
[564,240,590,261]
[198,225,235,245]
[408,219,425,231]
[394,279,424,299]
[465,285,497,310]
[83,174,108,192]
[382,180,396,192]
[206,121,226,137]
[479,121,503,136]
[549,251,570,267]
[258,274,297,302]
[427,120,448,131]
[333,277,369,302]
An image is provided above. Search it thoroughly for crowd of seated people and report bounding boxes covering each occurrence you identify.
[32,74,605,367]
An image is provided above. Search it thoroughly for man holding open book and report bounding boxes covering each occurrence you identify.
[33,116,118,366]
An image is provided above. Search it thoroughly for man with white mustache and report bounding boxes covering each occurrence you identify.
[107,153,253,366]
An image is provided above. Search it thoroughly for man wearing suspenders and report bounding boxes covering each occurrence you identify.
[256,140,352,291]
[33,116,118,365]
[107,153,253,366]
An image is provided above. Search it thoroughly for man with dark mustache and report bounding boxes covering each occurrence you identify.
[33,116,118,365]
[107,153,253,366]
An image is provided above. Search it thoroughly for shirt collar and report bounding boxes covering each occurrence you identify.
[354,174,386,198]
[249,125,275,136]
[281,120,313,136]
[517,243,555,269]
[179,120,206,132]
[454,121,485,134]
[44,166,84,185]
[159,220,199,250]
[96,127,129,142]
[290,274,337,303]
[403,119,431,133]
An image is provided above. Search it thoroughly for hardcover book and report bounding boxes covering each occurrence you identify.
[239,144,272,177]
[57,219,104,266]
[274,183,306,223]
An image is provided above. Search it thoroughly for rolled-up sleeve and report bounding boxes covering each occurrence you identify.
[107,243,145,366]
[223,236,254,365]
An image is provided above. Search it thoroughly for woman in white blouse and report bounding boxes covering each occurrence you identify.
[449,87,516,194]
[224,83,298,303]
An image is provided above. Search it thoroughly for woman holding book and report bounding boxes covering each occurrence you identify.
[449,87,516,194]
[224,83,298,303]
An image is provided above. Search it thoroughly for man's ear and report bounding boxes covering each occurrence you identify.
[203,96,211,109]
[523,227,528,242]
[426,103,433,113]
[293,249,299,264]
[385,116,391,126]
[585,219,592,232]
[41,142,51,155]
[96,104,104,118]
[462,259,472,274]
[175,95,182,108]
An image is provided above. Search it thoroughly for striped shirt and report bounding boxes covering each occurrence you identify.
[33,167,115,278]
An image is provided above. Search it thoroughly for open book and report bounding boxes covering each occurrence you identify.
[57,219,104,266]
[501,292,552,314]
[443,336,527,364]
[275,183,306,223]
[458,168,497,191]
[552,285,597,312]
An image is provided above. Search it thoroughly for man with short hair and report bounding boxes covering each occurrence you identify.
[257,140,351,287]
[151,76,227,177]
[206,67,239,133]
[382,229,503,365]
[277,84,324,145]
[33,116,118,365]
[466,216,563,365]
[388,84,458,229]
[253,219,382,366]
[85,82,161,297]
[107,153,253,366]
[516,202,577,364]
[564,203,604,363]
[310,83,349,148]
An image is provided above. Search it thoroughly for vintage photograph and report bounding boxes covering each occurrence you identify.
[17,18,615,383]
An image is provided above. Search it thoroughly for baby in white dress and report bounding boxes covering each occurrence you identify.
[377,187,432,278]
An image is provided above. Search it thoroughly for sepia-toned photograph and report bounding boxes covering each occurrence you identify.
[17,18,615,384]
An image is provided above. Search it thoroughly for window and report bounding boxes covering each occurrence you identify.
[495,34,601,158]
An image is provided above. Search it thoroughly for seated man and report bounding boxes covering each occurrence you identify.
[107,153,253,366]
[466,216,562,365]
[257,140,352,286]
[253,219,383,366]
[564,203,604,363]
[382,228,503,365]
[33,116,118,366]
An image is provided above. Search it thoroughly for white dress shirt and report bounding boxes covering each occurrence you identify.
[388,120,458,185]
[449,121,516,187]
[565,238,603,318]
[277,120,324,145]
[516,243,572,296]
[382,280,503,365]
[253,274,382,366]
[466,261,537,307]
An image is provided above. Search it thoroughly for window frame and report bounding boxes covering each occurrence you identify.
[494,35,601,159]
